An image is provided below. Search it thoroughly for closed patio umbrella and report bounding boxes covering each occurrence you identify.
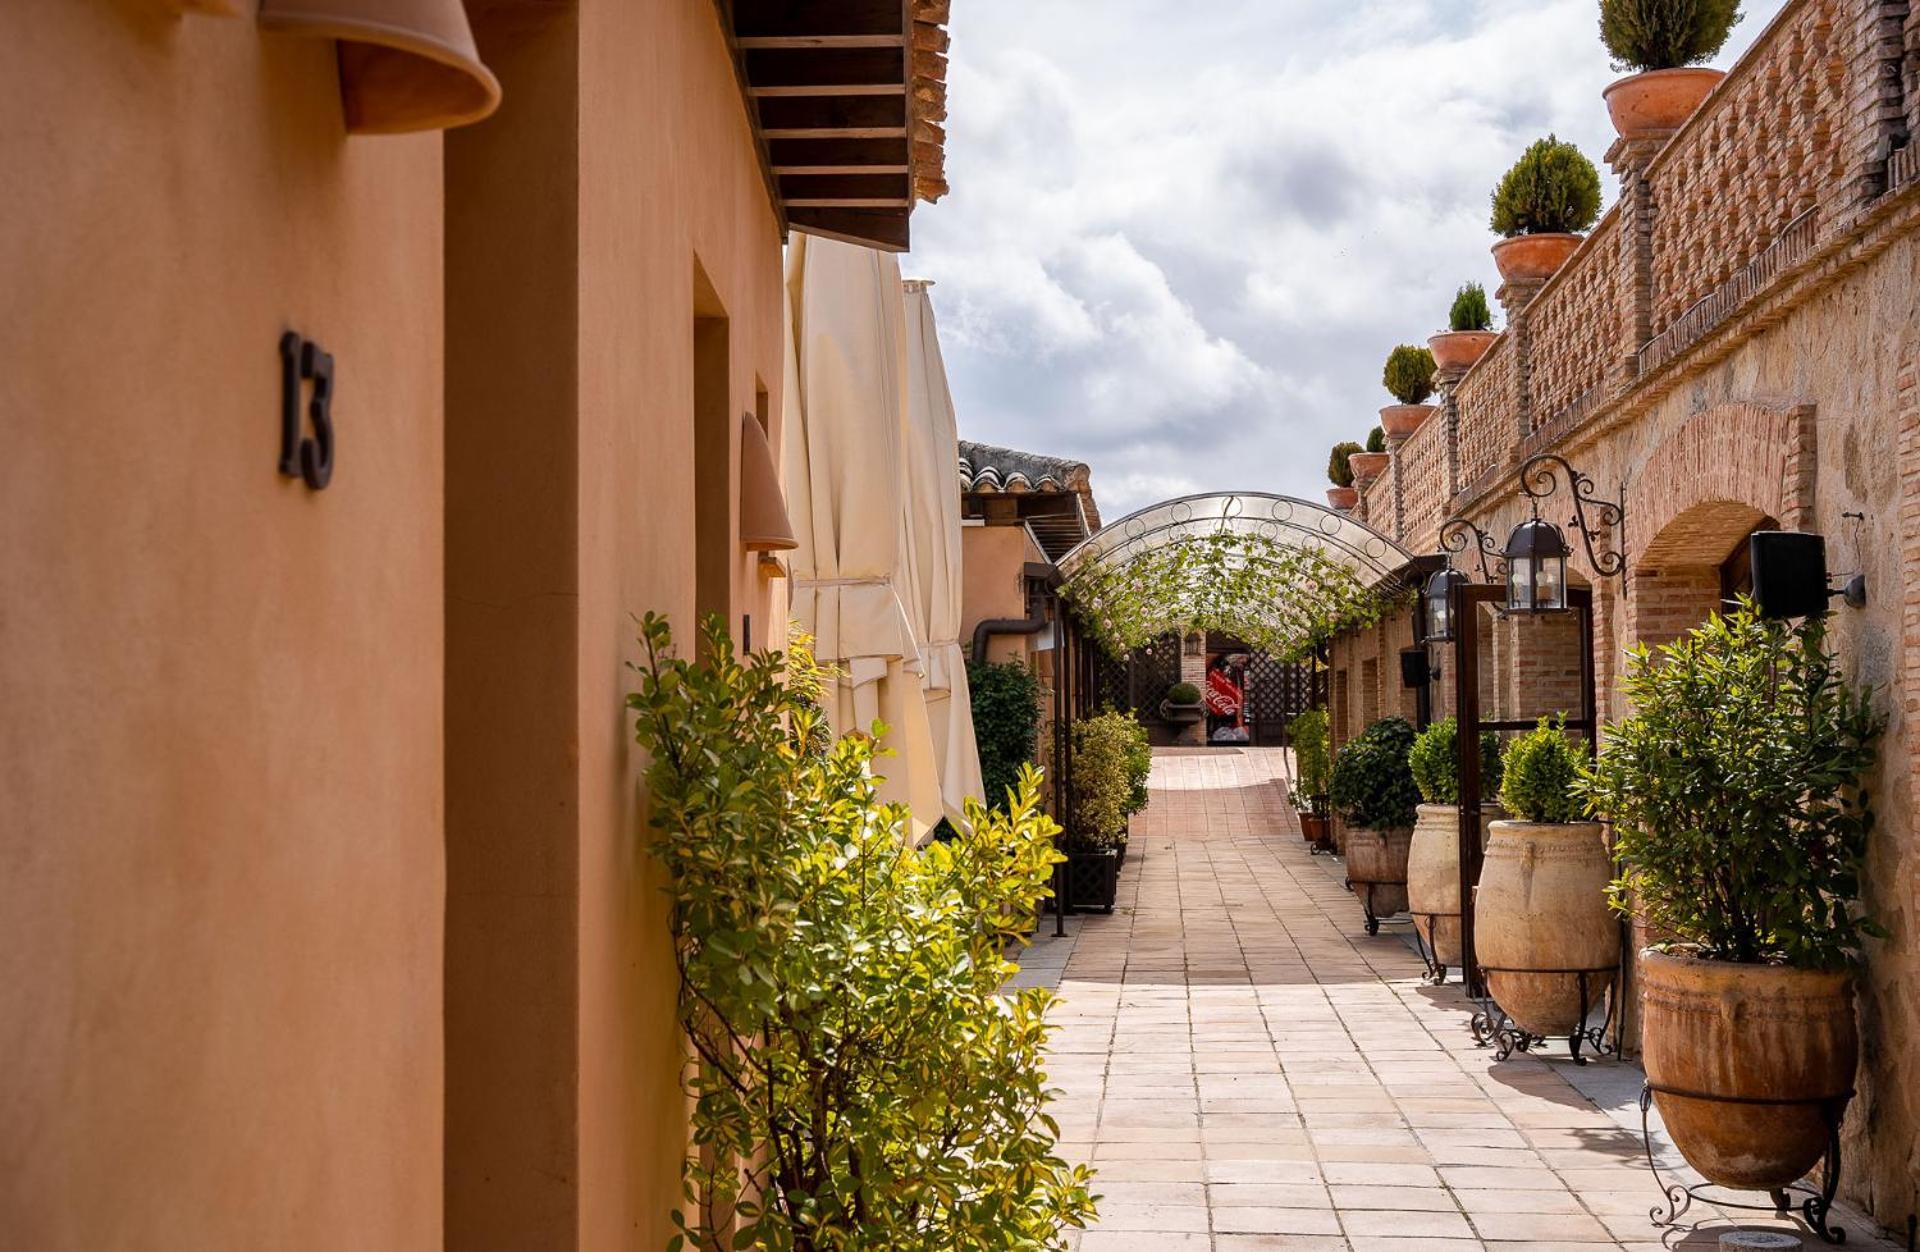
[783,234,942,841]
[901,279,984,826]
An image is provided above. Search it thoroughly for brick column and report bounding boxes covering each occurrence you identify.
[1434,367,1464,500]
[1607,135,1668,379]
[1495,278,1544,441]
[1850,0,1911,202]
[1176,631,1207,745]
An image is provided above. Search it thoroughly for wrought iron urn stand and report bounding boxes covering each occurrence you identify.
[1638,1083,1852,1244]
[1467,964,1621,1066]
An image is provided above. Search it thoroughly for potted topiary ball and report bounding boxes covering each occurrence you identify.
[1474,718,1616,1047]
[1288,708,1332,848]
[1379,344,1438,440]
[1159,680,1205,725]
[1600,0,1737,140]
[1582,606,1882,1196]
[1429,282,1498,373]
[1326,440,1362,510]
[1489,135,1603,285]
[1349,425,1391,485]
[1405,717,1504,976]
[1328,716,1420,933]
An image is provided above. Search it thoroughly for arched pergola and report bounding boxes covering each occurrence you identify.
[1055,491,1415,661]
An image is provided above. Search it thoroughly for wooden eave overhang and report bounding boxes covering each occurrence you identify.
[718,0,951,252]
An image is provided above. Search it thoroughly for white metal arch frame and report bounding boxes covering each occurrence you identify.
[1057,491,1412,583]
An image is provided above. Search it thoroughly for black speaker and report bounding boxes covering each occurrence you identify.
[1399,649,1432,689]
[1750,530,1828,620]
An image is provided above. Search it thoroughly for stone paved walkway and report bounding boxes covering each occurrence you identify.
[1019,748,1897,1252]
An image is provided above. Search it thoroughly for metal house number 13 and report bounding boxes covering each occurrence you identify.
[278,331,335,490]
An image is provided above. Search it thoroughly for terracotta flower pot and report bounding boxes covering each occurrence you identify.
[1347,451,1391,483]
[1603,67,1725,140]
[1326,485,1358,510]
[1344,826,1411,922]
[1299,812,1330,846]
[1491,233,1583,285]
[1379,404,1435,440]
[1473,820,1615,1037]
[1406,802,1502,967]
[1428,330,1497,373]
[1640,951,1857,1191]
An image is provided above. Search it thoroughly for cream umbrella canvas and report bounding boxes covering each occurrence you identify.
[782,234,943,840]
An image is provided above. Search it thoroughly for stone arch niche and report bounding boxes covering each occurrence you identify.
[1623,402,1816,650]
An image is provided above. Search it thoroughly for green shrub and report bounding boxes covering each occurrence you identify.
[1071,710,1145,849]
[1407,717,1504,806]
[1491,135,1603,237]
[1581,604,1884,969]
[1383,344,1437,405]
[1449,282,1493,333]
[1366,426,1386,453]
[1601,0,1741,71]
[629,614,1096,1249]
[1328,716,1419,831]
[1165,681,1201,704]
[1499,717,1587,822]
[968,657,1044,813]
[1288,708,1331,811]
[1327,440,1363,487]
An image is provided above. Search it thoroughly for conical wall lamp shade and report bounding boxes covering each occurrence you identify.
[260,0,502,135]
[739,414,798,552]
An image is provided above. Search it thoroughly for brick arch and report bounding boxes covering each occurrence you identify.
[1623,402,1815,650]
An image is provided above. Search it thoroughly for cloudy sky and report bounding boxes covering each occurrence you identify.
[904,0,1786,520]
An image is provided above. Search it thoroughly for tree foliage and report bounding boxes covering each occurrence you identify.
[969,657,1045,813]
[1366,425,1386,453]
[1408,716,1503,806]
[1580,604,1883,969]
[629,614,1097,1250]
[1062,529,1393,664]
[1329,716,1420,831]
[1327,441,1363,487]
[1600,0,1741,71]
[1491,135,1603,237]
[1288,707,1331,810]
[1499,717,1586,823]
[1449,282,1494,333]
[1383,344,1437,405]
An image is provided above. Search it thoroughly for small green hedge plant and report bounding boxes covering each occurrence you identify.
[1327,440,1363,487]
[1449,282,1493,332]
[630,614,1096,1249]
[1601,0,1741,71]
[1366,426,1386,453]
[1499,717,1587,822]
[1581,603,1884,969]
[1491,135,1603,237]
[1383,345,1437,405]
[968,657,1044,812]
[1071,710,1147,851]
[1288,708,1331,811]
[1165,681,1202,704]
[1408,717,1504,806]
[1329,716,1420,831]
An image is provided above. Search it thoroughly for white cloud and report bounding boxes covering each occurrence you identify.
[908,0,1789,518]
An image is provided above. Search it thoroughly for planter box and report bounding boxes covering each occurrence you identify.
[1061,847,1120,914]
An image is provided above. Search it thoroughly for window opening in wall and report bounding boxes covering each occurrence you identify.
[694,265,732,643]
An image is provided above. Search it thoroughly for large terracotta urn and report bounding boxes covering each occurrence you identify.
[1428,330,1497,373]
[1406,802,1502,967]
[1326,485,1358,511]
[1474,820,1616,1036]
[1379,404,1435,441]
[1640,951,1857,1190]
[1344,826,1411,928]
[1603,67,1724,140]
[1348,451,1390,484]
[1491,233,1582,285]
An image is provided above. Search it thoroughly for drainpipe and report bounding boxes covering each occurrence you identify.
[970,562,1060,662]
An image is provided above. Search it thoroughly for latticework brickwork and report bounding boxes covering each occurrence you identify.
[1451,333,1518,493]
[1527,210,1624,431]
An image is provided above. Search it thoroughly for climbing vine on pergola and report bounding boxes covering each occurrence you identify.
[1056,493,1413,662]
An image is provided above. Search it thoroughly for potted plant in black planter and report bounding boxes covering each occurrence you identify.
[1326,440,1362,510]
[1490,135,1602,285]
[1405,716,1504,977]
[1599,0,1737,140]
[1583,604,1882,1214]
[1429,282,1497,374]
[1328,716,1420,933]
[1159,680,1205,726]
[1288,708,1332,848]
[1063,709,1143,913]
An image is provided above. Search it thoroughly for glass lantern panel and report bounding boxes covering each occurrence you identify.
[1507,556,1533,612]
[1537,554,1567,611]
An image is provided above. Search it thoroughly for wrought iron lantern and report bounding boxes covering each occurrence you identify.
[1422,565,1468,643]
[1504,516,1571,613]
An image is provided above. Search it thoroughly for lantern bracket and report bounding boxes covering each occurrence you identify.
[1439,516,1505,584]
[1518,453,1628,590]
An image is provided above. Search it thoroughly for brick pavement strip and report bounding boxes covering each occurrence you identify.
[1021,748,1899,1252]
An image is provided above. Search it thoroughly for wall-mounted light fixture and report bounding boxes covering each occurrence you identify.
[259,0,502,135]
[1421,565,1469,644]
[1183,632,1203,658]
[1504,453,1628,614]
[739,413,799,560]
[1750,531,1866,618]
[1425,515,1506,644]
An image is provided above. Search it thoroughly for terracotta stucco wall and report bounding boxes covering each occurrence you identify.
[961,524,1047,665]
[1,5,446,1247]
[444,0,785,1245]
